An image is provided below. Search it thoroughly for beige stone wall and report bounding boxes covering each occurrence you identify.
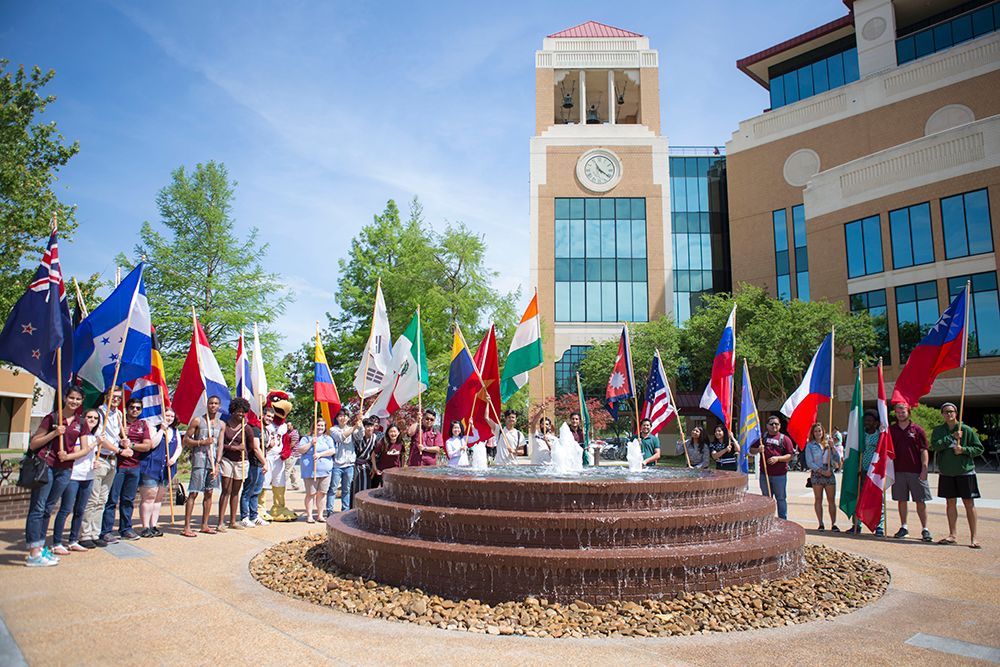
[639,68,660,136]
[535,69,555,136]
[0,368,35,450]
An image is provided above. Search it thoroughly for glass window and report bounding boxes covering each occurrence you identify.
[899,6,999,65]
[569,198,584,219]
[769,42,860,109]
[555,199,569,219]
[942,189,994,259]
[948,273,1000,358]
[585,198,600,219]
[828,52,845,88]
[632,219,646,258]
[617,283,633,322]
[586,219,601,258]
[600,198,615,219]
[845,215,883,278]
[843,47,859,82]
[850,289,890,364]
[602,283,617,321]
[554,220,569,258]
[773,210,788,252]
[570,220,585,257]
[896,280,939,360]
[555,259,569,281]
[889,202,934,269]
[774,208,791,300]
[770,74,785,109]
[784,70,798,106]
[797,272,810,302]
[616,198,630,219]
[777,275,791,301]
[616,219,631,258]
[555,283,569,321]
[553,345,592,397]
[812,59,829,94]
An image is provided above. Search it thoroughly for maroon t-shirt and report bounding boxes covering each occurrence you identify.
[40,412,90,469]
[408,428,442,467]
[376,438,405,471]
[118,419,151,470]
[889,422,928,473]
[752,433,795,476]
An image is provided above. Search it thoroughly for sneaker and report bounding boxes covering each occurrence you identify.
[42,547,60,563]
[228,522,244,531]
[921,528,932,542]
[26,553,57,567]
[240,518,254,528]
[151,527,164,537]
[139,528,154,538]
[69,542,89,552]
[78,540,96,549]
[93,538,109,548]
[101,533,120,545]
[122,530,141,541]
[894,527,909,539]
[844,526,859,534]
[875,528,885,536]
[254,517,270,526]
[216,524,228,533]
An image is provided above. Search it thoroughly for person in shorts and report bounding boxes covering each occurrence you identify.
[930,402,983,548]
[181,396,223,537]
[889,403,933,541]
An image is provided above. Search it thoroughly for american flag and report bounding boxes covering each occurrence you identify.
[641,352,676,435]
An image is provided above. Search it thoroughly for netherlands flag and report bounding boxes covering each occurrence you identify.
[780,331,834,449]
[699,304,736,425]
[173,311,232,425]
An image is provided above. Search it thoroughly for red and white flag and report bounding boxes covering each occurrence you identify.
[641,351,676,435]
[856,360,896,532]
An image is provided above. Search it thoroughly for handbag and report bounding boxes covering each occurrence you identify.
[805,477,813,488]
[175,482,187,506]
[17,450,49,489]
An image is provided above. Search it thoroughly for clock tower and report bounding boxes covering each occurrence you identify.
[529,22,670,404]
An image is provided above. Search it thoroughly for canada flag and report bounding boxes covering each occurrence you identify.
[605,326,635,420]
[856,360,896,532]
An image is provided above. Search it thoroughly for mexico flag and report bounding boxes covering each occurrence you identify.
[500,294,543,403]
[367,311,428,419]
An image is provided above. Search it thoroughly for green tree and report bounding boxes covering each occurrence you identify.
[117,161,292,387]
[0,60,80,316]
[682,283,878,402]
[286,197,519,427]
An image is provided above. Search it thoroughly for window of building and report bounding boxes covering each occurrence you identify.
[948,273,1000,358]
[889,202,934,269]
[896,1,1000,64]
[792,205,809,301]
[773,209,790,300]
[941,189,993,260]
[768,35,860,110]
[896,281,939,360]
[554,345,592,396]
[670,155,730,324]
[849,289,891,364]
[845,215,884,279]
[555,198,648,323]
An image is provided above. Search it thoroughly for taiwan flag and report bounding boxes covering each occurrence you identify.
[605,326,635,420]
[780,331,833,449]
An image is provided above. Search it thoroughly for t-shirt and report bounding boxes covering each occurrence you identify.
[97,406,123,456]
[118,419,150,470]
[493,426,524,466]
[39,412,90,469]
[408,428,442,467]
[375,437,405,471]
[299,434,335,478]
[445,436,470,467]
[709,439,737,470]
[888,422,928,473]
[71,444,97,482]
[752,433,795,476]
[248,426,265,466]
[639,435,660,464]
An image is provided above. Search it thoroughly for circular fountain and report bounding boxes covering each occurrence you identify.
[326,465,804,605]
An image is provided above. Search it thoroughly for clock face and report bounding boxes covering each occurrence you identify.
[584,155,616,184]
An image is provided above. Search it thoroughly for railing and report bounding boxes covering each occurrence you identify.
[669,146,726,156]
[896,0,1000,64]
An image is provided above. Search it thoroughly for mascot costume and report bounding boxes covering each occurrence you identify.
[259,390,299,521]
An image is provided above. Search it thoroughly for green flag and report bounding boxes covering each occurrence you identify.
[839,367,864,519]
[577,372,590,465]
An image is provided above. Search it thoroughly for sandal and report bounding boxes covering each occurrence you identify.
[181,530,198,538]
[970,542,982,549]
[306,518,316,524]
[52,545,71,556]
[199,528,217,535]
[937,537,957,545]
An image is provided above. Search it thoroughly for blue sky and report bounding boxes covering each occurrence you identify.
[3,0,850,351]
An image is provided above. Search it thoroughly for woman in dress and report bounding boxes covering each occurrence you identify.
[444,420,470,467]
[528,410,557,465]
[708,425,739,471]
[298,417,335,523]
[51,407,101,554]
[372,423,404,488]
[137,407,183,537]
[805,422,840,531]
[675,425,711,469]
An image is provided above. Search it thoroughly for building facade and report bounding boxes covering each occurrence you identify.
[727,0,1000,429]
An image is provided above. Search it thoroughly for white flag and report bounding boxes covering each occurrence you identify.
[251,323,268,408]
[354,282,392,398]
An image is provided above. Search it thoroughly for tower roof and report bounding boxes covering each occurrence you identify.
[547,21,642,39]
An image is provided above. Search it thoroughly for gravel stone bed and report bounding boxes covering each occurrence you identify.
[250,533,889,638]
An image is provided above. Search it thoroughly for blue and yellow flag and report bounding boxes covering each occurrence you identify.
[738,360,760,475]
[315,330,341,428]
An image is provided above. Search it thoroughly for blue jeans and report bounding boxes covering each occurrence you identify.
[24,466,53,550]
[759,473,788,519]
[103,467,140,536]
[40,467,73,547]
[53,478,93,546]
[240,465,264,521]
[327,466,354,514]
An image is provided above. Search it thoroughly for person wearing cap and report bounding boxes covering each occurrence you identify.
[930,402,982,548]
[889,403,932,542]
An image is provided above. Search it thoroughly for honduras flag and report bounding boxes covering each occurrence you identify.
[73,263,151,392]
[699,304,736,425]
[172,311,232,424]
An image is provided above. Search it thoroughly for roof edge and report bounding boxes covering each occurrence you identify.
[737,13,855,89]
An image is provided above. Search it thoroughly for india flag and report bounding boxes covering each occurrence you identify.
[500,293,543,403]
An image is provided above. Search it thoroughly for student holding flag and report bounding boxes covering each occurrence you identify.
[749,416,795,519]
[931,403,983,548]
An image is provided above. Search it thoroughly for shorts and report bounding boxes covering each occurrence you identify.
[219,457,246,480]
[891,470,933,502]
[938,474,980,500]
[304,476,331,495]
[189,466,220,494]
[138,473,161,488]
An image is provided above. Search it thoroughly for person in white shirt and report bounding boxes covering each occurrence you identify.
[493,409,526,466]
[445,421,470,467]
[529,409,556,465]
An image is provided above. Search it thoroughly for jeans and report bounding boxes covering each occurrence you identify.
[103,467,140,536]
[759,473,788,519]
[53,478,93,546]
[240,465,265,521]
[40,467,73,546]
[327,466,354,514]
[24,466,53,550]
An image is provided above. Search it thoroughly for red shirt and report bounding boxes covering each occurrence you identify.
[40,412,90,469]
[408,428,442,467]
[753,433,795,476]
[118,419,150,470]
[889,422,928,473]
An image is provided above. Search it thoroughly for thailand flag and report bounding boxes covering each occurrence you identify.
[699,304,736,425]
[173,311,231,425]
[780,331,833,449]
[640,352,676,435]
[236,330,253,405]
[605,326,635,420]
[891,285,967,407]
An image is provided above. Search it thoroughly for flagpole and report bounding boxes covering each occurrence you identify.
[192,307,218,479]
[240,330,247,484]
[72,277,90,318]
[56,348,65,456]
[828,327,836,478]
[957,281,971,446]
[660,352,691,468]
[416,306,423,423]
[854,362,864,533]
[359,277,380,410]
[534,288,546,421]
[576,371,590,466]
[741,358,759,477]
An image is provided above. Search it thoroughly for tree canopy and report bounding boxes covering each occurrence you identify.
[0,60,80,316]
[117,160,292,386]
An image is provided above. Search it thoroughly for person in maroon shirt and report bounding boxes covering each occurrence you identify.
[749,415,795,520]
[101,397,151,540]
[406,409,443,467]
[889,403,933,541]
[372,423,405,487]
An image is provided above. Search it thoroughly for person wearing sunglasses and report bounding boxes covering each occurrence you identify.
[101,397,151,541]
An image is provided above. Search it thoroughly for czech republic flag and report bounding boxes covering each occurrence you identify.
[780,331,834,449]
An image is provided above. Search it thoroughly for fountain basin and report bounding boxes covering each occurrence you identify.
[326,466,804,604]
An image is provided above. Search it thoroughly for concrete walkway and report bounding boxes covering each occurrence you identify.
[1,473,998,666]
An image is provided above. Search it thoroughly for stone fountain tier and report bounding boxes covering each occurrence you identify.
[326,466,805,605]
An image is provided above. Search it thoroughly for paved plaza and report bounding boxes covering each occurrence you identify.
[1,471,998,666]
